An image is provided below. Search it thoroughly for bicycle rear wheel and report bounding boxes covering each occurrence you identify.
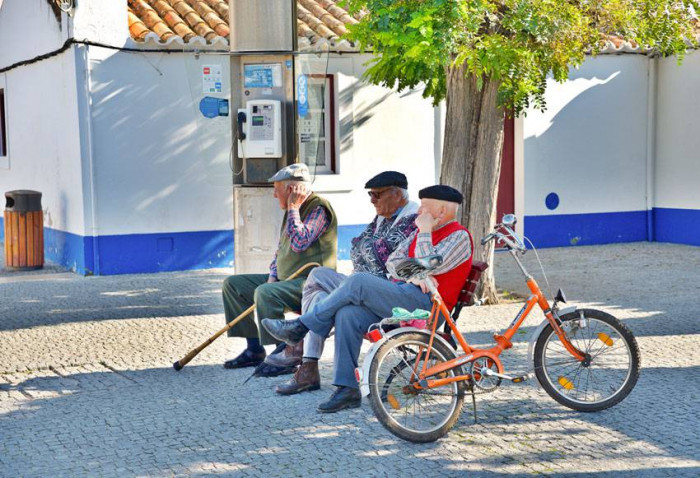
[368,332,465,443]
[534,309,640,412]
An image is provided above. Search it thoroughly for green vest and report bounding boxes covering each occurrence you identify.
[276,193,337,280]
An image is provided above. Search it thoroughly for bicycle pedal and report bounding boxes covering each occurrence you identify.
[511,374,530,383]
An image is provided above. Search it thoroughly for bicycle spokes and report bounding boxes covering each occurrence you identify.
[538,315,637,406]
[375,339,461,434]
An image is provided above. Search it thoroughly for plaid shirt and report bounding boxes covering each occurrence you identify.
[386,221,472,280]
[269,205,330,279]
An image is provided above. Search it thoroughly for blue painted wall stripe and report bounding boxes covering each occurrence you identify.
[653,207,700,246]
[94,230,234,275]
[0,220,234,275]
[2,211,699,274]
[524,210,648,248]
[45,228,94,274]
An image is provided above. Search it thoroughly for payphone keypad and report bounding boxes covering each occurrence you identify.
[249,104,275,141]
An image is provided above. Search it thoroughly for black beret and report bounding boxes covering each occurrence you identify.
[364,171,408,189]
[418,185,464,204]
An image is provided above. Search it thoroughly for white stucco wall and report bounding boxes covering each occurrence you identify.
[523,55,650,216]
[87,46,233,235]
[655,51,700,210]
[313,54,440,226]
[0,0,68,69]
[0,52,85,234]
[72,0,129,46]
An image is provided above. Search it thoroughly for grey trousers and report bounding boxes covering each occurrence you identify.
[299,272,432,389]
[300,267,347,359]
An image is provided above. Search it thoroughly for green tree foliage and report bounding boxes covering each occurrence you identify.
[344,0,699,114]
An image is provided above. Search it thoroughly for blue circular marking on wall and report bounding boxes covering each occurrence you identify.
[545,192,559,210]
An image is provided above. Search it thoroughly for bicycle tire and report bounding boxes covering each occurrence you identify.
[534,308,640,412]
[368,332,466,443]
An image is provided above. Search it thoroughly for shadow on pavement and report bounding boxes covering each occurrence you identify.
[2,362,699,476]
[0,271,232,331]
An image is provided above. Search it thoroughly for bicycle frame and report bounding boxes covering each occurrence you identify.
[410,249,586,391]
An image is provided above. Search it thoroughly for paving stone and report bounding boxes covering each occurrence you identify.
[1,244,699,476]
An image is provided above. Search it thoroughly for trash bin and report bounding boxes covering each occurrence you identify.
[4,190,43,270]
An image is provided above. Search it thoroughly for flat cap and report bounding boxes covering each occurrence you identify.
[268,163,311,183]
[365,171,408,189]
[418,185,463,204]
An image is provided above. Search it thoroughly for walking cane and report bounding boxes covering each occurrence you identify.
[173,262,321,371]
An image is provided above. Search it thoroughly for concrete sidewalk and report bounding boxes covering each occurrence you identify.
[1,242,699,477]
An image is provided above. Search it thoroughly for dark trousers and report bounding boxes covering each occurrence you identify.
[222,274,304,346]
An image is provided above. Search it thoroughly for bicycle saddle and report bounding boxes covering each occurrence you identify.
[394,255,443,280]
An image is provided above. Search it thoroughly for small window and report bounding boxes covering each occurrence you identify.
[299,74,336,174]
[0,88,6,157]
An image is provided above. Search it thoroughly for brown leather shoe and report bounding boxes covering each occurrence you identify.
[265,341,303,368]
[275,361,320,395]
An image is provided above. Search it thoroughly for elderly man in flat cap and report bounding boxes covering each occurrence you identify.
[221,163,337,375]
[271,171,419,396]
[263,185,473,413]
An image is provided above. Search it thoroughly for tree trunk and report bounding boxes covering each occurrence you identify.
[440,64,505,304]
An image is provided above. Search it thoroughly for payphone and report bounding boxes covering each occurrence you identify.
[236,99,283,159]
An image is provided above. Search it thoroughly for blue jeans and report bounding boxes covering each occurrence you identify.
[299,272,432,389]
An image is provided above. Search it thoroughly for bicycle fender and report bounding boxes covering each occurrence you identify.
[526,306,578,370]
[357,327,454,397]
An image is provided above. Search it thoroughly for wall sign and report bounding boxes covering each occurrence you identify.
[297,74,309,118]
[244,63,283,88]
[202,65,223,93]
[199,97,229,119]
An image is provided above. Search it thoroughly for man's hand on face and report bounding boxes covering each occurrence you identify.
[287,183,307,210]
[415,211,439,233]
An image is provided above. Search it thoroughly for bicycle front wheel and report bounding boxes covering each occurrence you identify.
[534,309,640,412]
[368,332,465,443]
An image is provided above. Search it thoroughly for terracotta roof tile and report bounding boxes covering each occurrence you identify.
[128,0,177,42]
[128,8,152,42]
[127,0,359,46]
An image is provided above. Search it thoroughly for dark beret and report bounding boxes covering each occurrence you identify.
[365,171,408,189]
[418,185,464,204]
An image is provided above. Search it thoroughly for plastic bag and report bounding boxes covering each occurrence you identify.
[391,307,430,329]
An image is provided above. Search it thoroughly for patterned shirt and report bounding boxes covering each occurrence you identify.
[350,212,418,277]
[386,221,472,279]
[269,205,330,279]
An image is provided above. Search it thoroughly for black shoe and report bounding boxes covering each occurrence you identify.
[223,349,266,369]
[255,363,297,377]
[261,318,309,345]
[317,386,361,413]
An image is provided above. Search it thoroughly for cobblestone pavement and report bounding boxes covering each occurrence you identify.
[1,242,699,477]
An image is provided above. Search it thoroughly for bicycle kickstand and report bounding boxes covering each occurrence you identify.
[469,384,478,424]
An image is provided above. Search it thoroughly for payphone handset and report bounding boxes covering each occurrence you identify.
[236,99,283,159]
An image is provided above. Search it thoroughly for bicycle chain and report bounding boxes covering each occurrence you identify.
[412,378,499,397]
[390,347,502,398]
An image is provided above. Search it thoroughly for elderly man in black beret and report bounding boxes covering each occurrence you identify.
[263,185,474,413]
[270,171,419,395]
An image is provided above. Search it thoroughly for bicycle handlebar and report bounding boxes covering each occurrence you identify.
[481,232,496,246]
[480,221,527,253]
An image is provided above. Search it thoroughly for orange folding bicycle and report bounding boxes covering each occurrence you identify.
[357,214,641,443]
